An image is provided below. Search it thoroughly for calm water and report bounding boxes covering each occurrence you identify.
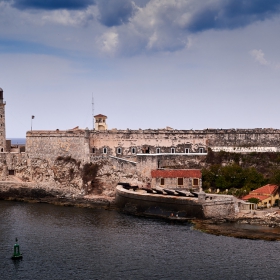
[1,201,280,280]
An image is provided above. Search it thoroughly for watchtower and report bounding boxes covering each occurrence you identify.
[0,88,6,152]
[94,114,108,131]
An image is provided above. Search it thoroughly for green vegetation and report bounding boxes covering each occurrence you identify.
[248,198,260,204]
[202,164,266,191]
[202,150,280,197]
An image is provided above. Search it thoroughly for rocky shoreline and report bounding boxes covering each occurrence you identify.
[193,210,280,241]
[2,182,280,241]
[193,219,280,241]
[0,182,116,209]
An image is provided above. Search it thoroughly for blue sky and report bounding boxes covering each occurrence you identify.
[1,0,280,137]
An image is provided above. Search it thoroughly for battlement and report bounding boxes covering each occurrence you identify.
[26,129,86,137]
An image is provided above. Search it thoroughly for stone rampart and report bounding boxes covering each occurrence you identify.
[26,130,90,162]
[90,129,207,156]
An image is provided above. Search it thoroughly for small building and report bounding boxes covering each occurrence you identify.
[94,114,107,131]
[151,169,202,190]
[242,184,280,208]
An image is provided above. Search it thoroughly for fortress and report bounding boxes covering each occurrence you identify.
[1,87,280,198]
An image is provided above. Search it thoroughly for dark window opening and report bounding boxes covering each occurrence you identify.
[92,148,95,153]
[142,147,150,154]
[103,148,107,154]
[171,148,175,153]
[185,148,189,153]
[9,170,15,175]
[117,148,122,154]
[160,178,165,186]
[199,148,204,153]
[1,148,3,152]
[131,148,136,154]
[156,148,160,153]
[193,178,199,186]
[178,178,183,186]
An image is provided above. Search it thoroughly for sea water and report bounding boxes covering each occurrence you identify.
[1,201,280,280]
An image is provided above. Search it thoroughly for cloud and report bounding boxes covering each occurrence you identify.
[188,0,280,32]
[96,0,135,27]
[41,7,95,26]
[112,0,280,54]
[11,0,95,10]
[96,30,119,55]
[250,49,269,65]
[2,0,280,55]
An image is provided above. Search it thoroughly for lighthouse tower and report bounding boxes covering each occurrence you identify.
[0,88,6,152]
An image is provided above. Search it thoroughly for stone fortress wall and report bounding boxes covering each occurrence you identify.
[25,129,90,162]
[6,124,280,189]
[2,84,280,199]
[24,128,280,162]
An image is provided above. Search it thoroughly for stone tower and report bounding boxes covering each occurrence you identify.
[94,114,108,131]
[0,88,6,152]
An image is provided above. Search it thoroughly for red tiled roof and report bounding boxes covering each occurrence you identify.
[250,184,279,195]
[242,194,269,201]
[94,114,107,118]
[151,169,201,178]
[242,184,279,201]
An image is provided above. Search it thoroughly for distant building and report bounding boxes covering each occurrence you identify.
[242,184,280,208]
[151,169,202,190]
[94,114,107,131]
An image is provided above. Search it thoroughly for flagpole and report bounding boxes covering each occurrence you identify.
[31,115,35,131]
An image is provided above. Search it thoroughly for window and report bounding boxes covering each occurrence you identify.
[9,170,15,175]
[193,178,199,186]
[160,178,165,186]
[117,147,122,154]
[156,148,160,153]
[178,178,183,186]
[92,148,95,153]
[103,148,107,154]
[142,147,150,154]
[131,147,136,154]
[185,148,189,153]
[171,148,175,153]
[199,148,204,153]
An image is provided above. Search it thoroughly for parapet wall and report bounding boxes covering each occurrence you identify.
[90,129,207,156]
[205,128,280,147]
[26,130,90,162]
[25,128,280,164]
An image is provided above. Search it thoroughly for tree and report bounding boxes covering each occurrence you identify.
[248,197,260,204]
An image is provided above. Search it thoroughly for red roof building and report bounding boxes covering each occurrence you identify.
[151,169,202,190]
[151,169,201,178]
[242,184,280,207]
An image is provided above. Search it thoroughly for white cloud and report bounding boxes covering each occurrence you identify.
[250,49,269,65]
[97,30,119,54]
[41,6,96,27]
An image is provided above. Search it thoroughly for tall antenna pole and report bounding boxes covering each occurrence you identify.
[92,94,94,130]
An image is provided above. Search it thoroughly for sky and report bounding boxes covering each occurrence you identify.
[1,0,280,137]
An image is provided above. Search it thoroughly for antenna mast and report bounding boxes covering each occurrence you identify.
[92,94,94,130]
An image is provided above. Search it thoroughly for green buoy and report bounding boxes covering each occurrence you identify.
[11,238,23,260]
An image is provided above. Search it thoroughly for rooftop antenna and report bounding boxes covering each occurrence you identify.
[92,94,94,130]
